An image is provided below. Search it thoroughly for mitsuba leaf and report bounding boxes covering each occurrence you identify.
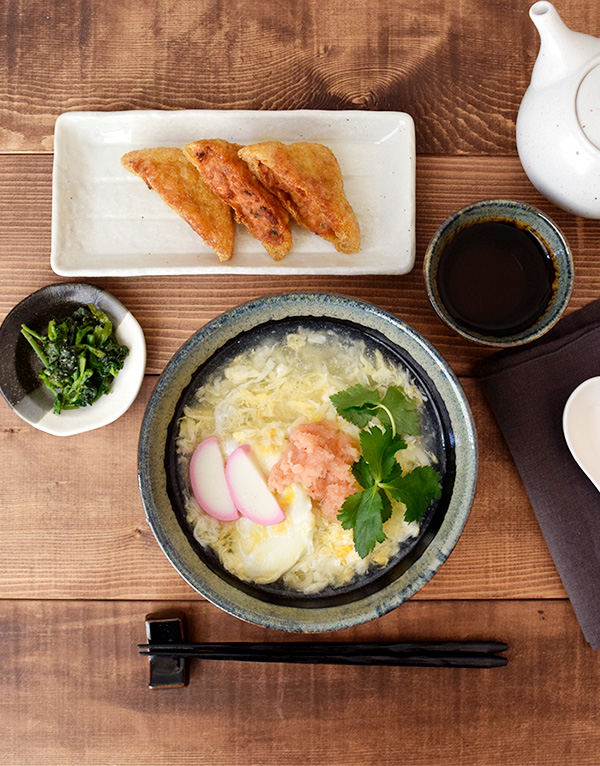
[380,490,393,524]
[332,383,442,559]
[379,433,407,480]
[352,458,373,489]
[383,465,442,524]
[329,384,381,428]
[338,491,363,531]
[338,487,387,559]
[358,426,387,481]
[331,384,419,437]
[359,426,406,483]
[353,486,386,559]
[379,386,420,436]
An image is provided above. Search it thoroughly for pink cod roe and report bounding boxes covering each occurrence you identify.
[268,420,360,520]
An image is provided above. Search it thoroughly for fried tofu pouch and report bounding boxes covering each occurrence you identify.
[183,139,292,261]
[121,147,234,261]
[238,141,361,254]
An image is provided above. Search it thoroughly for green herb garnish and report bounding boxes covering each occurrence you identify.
[330,385,442,558]
[330,383,420,437]
[21,303,129,414]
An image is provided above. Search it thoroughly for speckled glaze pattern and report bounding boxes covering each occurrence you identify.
[138,292,477,633]
[0,282,146,436]
[423,199,574,347]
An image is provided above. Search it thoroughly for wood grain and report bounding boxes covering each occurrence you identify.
[0,376,565,601]
[2,0,600,761]
[0,153,598,378]
[0,598,598,766]
[1,0,599,153]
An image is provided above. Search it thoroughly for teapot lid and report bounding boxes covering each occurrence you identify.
[577,65,600,149]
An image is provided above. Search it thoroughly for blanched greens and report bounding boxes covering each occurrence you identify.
[21,303,129,414]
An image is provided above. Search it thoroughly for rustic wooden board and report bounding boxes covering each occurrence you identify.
[2,0,600,762]
[0,154,598,378]
[0,598,598,766]
[0,376,565,601]
[1,0,599,154]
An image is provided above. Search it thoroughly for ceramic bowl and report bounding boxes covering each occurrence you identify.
[424,199,574,347]
[0,282,146,436]
[138,292,477,633]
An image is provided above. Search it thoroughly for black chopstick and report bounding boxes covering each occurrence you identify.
[138,641,508,668]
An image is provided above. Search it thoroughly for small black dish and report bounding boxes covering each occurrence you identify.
[424,200,574,347]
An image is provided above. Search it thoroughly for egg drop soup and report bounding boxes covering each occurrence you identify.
[176,327,436,594]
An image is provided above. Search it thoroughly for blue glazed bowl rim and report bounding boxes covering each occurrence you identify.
[138,292,478,632]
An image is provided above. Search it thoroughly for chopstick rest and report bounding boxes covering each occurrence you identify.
[141,617,508,687]
[144,613,188,689]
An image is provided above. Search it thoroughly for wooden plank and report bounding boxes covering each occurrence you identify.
[0,376,565,600]
[0,153,598,377]
[0,598,598,766]
[0,0,598,154]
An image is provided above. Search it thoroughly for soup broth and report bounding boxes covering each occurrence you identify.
[176,327,436,594]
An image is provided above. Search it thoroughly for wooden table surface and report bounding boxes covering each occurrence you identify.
[1,1,600,764]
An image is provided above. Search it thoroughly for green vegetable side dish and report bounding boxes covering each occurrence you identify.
[330,384,442,559]
[20,303,129,414]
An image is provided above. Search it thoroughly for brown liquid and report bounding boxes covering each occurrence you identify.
[435,220,556,337]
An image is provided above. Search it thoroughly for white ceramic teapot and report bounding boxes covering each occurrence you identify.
[516,2,600,218]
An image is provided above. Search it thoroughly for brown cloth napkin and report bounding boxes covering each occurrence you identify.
[476,299,600,650]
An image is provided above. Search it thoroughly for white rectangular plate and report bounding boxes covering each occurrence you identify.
[51,110,415,276]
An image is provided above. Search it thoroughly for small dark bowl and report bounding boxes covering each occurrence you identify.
[424,199,573,347]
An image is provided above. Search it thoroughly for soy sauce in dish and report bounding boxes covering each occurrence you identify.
[435,220,556,337]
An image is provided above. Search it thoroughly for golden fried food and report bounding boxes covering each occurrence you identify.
[238,141,360,254]
[183,139,292,261]
[121,147,235,261]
